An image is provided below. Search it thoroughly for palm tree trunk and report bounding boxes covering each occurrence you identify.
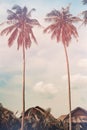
[63,44,72,130]
[21,42,25,130]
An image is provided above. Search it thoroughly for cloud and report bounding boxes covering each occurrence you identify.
[33,81,58,95]
[62,73,87,81]
[72,74,87,82]
[78,59,87,68]
[62,73,87,90]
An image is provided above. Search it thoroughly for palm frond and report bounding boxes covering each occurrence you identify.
[56,29,61,42]
[44,24,57,33]
[8,28,18,47]
[25,33,32,48]
[23,6,28,15]
[82,10,87,14]
[12,5,22,14]
[45,16,59,22]
[0,21,11,26]
[82,10,87,19]
[82,0,87,4]
[27,19,41,26]
[30,29,37,43]
[17,31,24,49]
[81,10,87,25]
[7,15,18,20]
[27,8,36,17]
[7,9,18,20]
[61,23,78,46]
[61,4,70,15]
[23,26,32,48]
[64,3,71,12]
[70,24,78,38]
[23,24,37,48]
[70,16,82,22]
[7,9,15,15]
[82,19,87,25]
[12,5,21,10]
[51,26,61,42]
[46,9,61,17]
[1,25,16,36]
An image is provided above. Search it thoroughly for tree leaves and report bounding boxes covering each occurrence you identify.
[44,6,79,46]
[82,0,87,5]
[0,5,40,50]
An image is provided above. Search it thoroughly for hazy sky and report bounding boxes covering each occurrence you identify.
[0,0,87,118]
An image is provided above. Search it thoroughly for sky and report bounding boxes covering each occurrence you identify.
[0,0,87,118]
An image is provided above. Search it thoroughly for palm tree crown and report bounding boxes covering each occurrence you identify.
[44,5,80,46]
[82,0,87,5]
[82,11,87,25]
[82,0,87,25]
[1,5,40,49]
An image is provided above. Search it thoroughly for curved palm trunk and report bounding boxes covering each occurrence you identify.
[21,42,25,130]
[63,44,72,130]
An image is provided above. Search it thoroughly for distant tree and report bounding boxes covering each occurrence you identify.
[0,5,40,130]
[44,5,80,130]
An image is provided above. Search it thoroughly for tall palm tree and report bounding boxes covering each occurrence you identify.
[0,5,40,130]
[44,5,80,130]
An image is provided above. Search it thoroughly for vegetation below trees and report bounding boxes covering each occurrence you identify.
[0,104,64,130]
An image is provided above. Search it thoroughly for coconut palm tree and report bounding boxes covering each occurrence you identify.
[0,5,40,130]
[44,5,80,130]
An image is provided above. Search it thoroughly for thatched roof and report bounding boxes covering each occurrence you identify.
[59,107,87,123]
[58,115,66,121]
[65,107,87,118]
[21,106,64,130]
[0,104,13,123]
[0,104,20,130]
[24,106,56,121]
